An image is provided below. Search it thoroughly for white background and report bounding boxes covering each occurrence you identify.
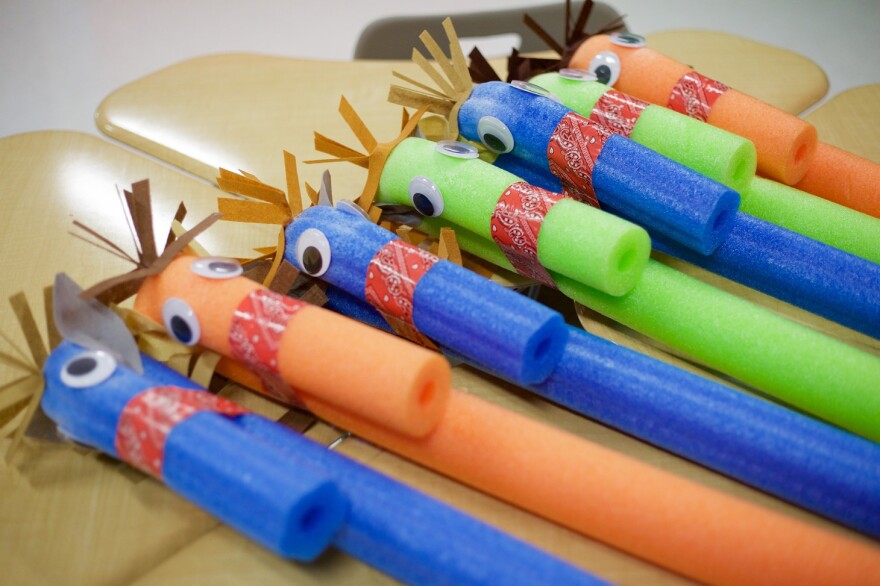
[2,0,879,139]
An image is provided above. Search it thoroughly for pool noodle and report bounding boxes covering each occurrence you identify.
[743,176,880,264]
[381,137,651,296]
[458,82,740,255]
[133,256,451,439]
[529,72,757,194]
[285,205,568,385]
[414,216,880,442]
[495,151,880,338]
[309,212,880,538]
[795,142,880,219]
[569,35,818,185]
[43,342,347,561]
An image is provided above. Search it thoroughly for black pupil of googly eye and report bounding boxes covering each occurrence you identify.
[66,356,97,376]
[620,34,639,44]
[208,261,237,274]
[483,133,507,152]
[412,192,435,216]
[302,246,324,275]
[444,143,468,154]
[594,65,612,84]
[170,315,193,344]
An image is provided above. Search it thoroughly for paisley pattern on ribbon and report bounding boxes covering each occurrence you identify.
[667,71,730,122]
[490,181,562,288]
[229,289,305,406]
[589,89,649,138]
[365,239,439,349]
[115,385,248,477]
[547,112,611,208]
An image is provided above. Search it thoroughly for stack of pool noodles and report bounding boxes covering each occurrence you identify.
[569,33,880,219]
[454,81,880,339]
[368,136,880,442]
[131,256,880,585]
[524,71,880,265]
[43,338,600,584]
[283,203,880,539]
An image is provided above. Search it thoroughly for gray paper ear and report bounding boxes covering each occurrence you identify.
[52,273,143,374]
[317,170,333,207]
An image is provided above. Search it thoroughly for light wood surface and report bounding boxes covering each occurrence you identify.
[96,30,828,190]
[3,131,878,585]
[805,83,880,162]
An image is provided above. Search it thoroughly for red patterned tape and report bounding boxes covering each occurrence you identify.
[491,181,563,287]
[667,71,729,122]
[115,386,248,478]
[230,289,305,406]
[365,239,439,348]
[589,89,648,138]
[547,112,611,207]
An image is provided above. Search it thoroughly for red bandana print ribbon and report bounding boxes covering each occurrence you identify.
[365,239,439,349]
[490,181,562,287]
[589,89,648,138]
[547,112,612,208]
[115,386,248,477]
[230,289,305,406]
[667,71,730,122]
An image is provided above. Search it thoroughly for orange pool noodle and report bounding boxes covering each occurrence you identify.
[134,256,451,438]
[570,35,818,185]
[795,142,880,218]
[296,389,880,586]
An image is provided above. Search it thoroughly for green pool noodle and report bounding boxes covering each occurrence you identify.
[742,177,880,265]
[420,217,880,442]
[378,137,651,296]
[530,72,757,195]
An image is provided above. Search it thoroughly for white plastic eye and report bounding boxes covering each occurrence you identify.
[335,200,372,221]
[60,350,117,388]
[477,116,515,154]
[295,228,332,277]
[510,80,562,103]
[162,297,201,346]
[190,257,243,280]
[610,32,646,48]
[587,50,622,86]
[408,176,444,217]
[435,140,479,159]
[558,68,598,82]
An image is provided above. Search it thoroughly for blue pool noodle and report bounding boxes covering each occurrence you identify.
[42,341,347,561]
[44,340,603,585]
[285,205,568,385]
[495,154,880,338]
[295,207,880,539]
[458,81,741,255]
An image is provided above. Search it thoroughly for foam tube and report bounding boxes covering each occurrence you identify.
[495,150,880,338]
[569,35,818,185]
[133,256,451,438]
[795,142,880,219]
[457,81,741,255]
[295,389,880,586]
[42,342,347,561]
[743,176,880,264]
[284,205,568,385]
[235,415,607,586]
[529,72,758,194]
[307,209,880,538]
[379,137,651,296]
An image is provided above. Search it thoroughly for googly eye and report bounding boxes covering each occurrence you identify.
[408,176,444,217]
[162,297,201,346]
[435,140,479,159]
[610,32,646,48]
[335,200,372,221]
[587,51,622,86]
[477,116,515,154]
[60,350,117,389]
[295,228,332,276]
[510,80,562,103]
[190,257,243,280]
[558,68,598,82]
